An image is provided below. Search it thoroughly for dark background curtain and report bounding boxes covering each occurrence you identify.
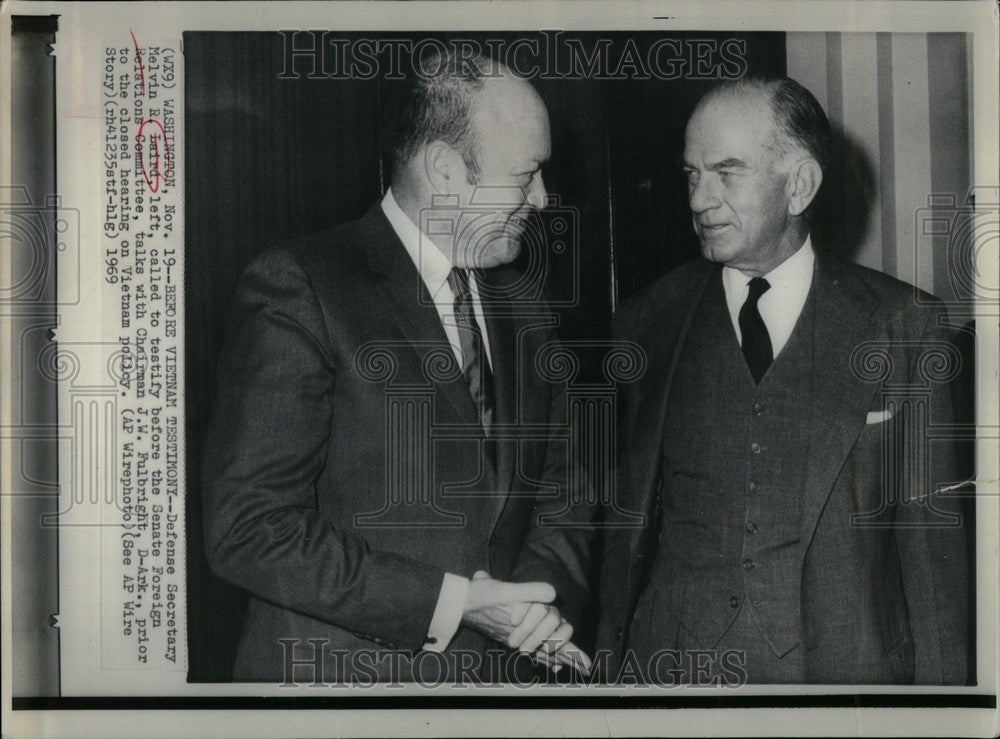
[184,30,787,681]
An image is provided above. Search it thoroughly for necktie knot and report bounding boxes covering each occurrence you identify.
[747,276,771,304]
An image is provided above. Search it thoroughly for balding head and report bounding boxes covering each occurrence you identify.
[386,51,511,182]
[386,48,551,269]
[695,76,832,179]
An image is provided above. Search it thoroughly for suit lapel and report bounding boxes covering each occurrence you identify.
[799,258,884,543]
[361,205,484,425]
[624,262,718,549]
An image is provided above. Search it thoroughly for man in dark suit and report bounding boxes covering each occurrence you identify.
[596,76,969,684]
[202,51,592,682]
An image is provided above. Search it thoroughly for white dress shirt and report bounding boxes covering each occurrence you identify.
[381,189,492,368]
[721,236,816,359]
[380,188,481,652]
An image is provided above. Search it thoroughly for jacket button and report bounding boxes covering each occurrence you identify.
[729,596,740,609]
[745,521,758,534]
[742,558,755,571]
[752,402,764,416]
[615,628,624,642]
[748,481,760,493]
[750,442,762,454]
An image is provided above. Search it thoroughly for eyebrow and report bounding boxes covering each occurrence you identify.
[708,157,749,170]
[680,156,750,171]
[516,158,548,174]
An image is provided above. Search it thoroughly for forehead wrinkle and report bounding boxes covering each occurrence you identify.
[687,105,785,173]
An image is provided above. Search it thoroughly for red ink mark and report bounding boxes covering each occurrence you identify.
[137,118,172,193]
[130,29,146,95]
[130,30,173,194]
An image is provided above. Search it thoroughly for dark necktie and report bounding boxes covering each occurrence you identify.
[739,276,773,383]
[447,268,496,437]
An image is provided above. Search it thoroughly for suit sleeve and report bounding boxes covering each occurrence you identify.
[894,303,970,684]
[202,247,445,651]
[508,333,598,630]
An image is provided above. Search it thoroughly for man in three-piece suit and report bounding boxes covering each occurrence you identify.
[203,51,592,682]
[596,77,969,684]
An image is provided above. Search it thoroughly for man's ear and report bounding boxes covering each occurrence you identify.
[787,158,823,216]
[423,140,462,192]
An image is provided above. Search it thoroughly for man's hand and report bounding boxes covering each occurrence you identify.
[461,571,591,673]
[508,599,592,674]
[462,570,556,644]
[534,639,593,675]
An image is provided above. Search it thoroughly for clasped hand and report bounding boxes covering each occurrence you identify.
[461,570,592,674]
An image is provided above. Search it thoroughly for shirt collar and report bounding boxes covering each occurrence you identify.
[722,234,815,298]
[381,188,454,301]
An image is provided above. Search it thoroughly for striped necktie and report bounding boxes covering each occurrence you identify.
[447,268,496,436]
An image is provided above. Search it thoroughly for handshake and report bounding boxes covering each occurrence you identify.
[461,570,592,674]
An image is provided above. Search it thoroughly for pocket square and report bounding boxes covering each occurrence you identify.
[866,409,894,425]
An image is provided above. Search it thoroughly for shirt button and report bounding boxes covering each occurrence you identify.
[745,521,758,534]
[748,481,760,493]
[752,402,764,416]
[750,442,762,454]
[729,596,740,609]
[742,558,755,571]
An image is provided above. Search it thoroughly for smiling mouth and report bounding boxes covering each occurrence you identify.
[699,223,730,231]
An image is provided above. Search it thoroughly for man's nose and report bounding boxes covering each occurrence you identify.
[526,173,548,210]
[688,174,719,214]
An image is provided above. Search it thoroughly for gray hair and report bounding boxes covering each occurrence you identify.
[385,48,505,183]
[701,75,832,175]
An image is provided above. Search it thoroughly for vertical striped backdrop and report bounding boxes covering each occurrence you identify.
[787,32,973,302]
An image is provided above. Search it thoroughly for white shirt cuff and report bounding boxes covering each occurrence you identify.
[422,572,470,652]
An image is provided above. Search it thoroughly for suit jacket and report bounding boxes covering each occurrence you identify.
[596,255,970,684]
[202,203,593,681]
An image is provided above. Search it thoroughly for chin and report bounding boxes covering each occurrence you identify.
[481,239,521,268]
[699,242,724,264]
[699,239,740,265]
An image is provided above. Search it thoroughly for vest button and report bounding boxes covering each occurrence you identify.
[729,596,740,609]
[742,558,755,571]
[745,520,758,534]
[750,442,762,454]
[748,481,760,493]
[752,402,764,416]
